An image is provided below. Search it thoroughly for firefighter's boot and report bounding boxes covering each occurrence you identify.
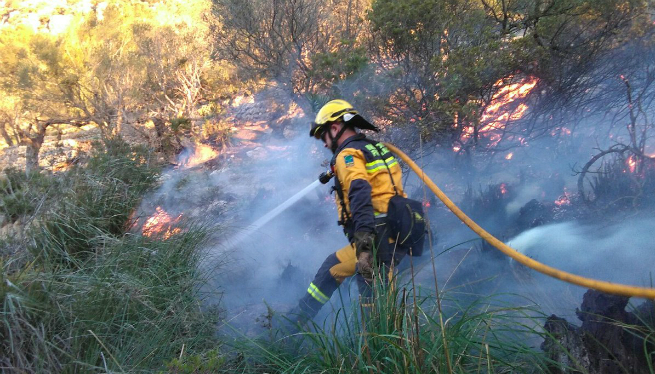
[274,301,317,335]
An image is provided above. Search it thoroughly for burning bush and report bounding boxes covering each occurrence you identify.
[584,154,655,211]
[141,206,184,239]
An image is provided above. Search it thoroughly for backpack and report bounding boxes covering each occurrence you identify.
[387,195,426,256]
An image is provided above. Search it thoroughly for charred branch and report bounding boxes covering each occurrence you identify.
[576,145,626,203]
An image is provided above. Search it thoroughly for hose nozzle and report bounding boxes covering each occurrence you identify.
[318,169,334,184]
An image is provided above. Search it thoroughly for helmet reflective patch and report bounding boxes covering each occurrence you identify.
[344,155,355,167]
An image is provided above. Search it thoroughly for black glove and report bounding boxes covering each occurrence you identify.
[353,231,375,257]
[318,170,334,184]
[354,231,375,282]
[358,251,374,282]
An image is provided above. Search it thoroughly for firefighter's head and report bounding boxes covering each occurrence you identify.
[309,99,379,153]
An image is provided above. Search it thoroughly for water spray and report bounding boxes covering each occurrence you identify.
[224,179,323,251]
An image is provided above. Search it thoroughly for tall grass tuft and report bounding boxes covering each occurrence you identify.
[0,167,55,223]
[30,139,160,266]
[238,279,551,373]
[0,139,222,372]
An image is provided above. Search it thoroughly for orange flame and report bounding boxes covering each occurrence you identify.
[551,127,572,136]
[52,139,92,172]
[505,152,513,160]
[142,207,182,239]
[500,183,508,195]
[555,191,572,206]
[182,143,218,168]
[456,76,538,151]
[627,156,637,173]
[479,77,537,133]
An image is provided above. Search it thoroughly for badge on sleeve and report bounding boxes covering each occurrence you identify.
[344,155,354,167]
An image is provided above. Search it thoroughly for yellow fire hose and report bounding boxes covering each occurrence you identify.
[385,143,655,299]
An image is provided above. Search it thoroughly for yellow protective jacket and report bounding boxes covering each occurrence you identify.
[331,134,406,240]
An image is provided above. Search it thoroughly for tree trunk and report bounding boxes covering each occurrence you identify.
[152,116,167,152]
[114,110,123,138]
[24,140,42,173]
[21,124,46,173]
[0,124,14,146]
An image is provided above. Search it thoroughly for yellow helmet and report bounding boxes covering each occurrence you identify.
[309,99,378,138]
[309,99,357,138]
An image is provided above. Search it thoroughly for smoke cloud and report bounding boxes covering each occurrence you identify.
[134,36,655,334]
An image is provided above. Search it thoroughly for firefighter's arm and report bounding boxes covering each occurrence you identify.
[334,149,375,233]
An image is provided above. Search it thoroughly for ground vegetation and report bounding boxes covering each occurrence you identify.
[0,139,222,372]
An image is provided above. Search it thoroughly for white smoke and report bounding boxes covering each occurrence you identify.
[200,132,346,310]
[505,184,545,216]
[500,217,655,320]
[134,58,655,334]
[508,218,655,287]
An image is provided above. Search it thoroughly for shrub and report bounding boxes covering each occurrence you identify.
[201,119,232,149]
[171,117,192,134]
[0,139,223,372]
[590,155,655,210]
[0,167,56,222]
[31,139,159,266]
[1,230,221,373]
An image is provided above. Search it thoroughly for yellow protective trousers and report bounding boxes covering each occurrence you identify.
[297,218,405,317]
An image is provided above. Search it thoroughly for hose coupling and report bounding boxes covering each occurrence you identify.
[318,169,334,184]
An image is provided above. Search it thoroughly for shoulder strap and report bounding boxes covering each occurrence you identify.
[364,139,399,196]
[332,175,351,225]
[330,154,353,227]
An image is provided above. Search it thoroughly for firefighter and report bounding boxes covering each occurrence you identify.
[284,99,409,328]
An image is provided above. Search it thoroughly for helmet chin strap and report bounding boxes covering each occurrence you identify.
[328,123,349,154]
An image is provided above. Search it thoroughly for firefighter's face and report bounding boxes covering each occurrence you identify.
[320,123,336,149]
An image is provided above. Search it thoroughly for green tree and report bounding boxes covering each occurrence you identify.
[0,26,87,172]
[366,0,650,155]
[521,0,651,118]
[58,4,150,139]
[0,96,21,147]
[367,0,520,150]
[0,0,226,170]
[132,7,217,120]
[213,0,370,95]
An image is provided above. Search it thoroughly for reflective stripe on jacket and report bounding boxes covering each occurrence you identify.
[331,134,406,235]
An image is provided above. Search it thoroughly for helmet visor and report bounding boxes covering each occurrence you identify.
[310,122,326,139]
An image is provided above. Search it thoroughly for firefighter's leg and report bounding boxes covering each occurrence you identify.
[297,244,357,319]
[356,218,396,298]
[371,219,408,293]
[375,219,399,266]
